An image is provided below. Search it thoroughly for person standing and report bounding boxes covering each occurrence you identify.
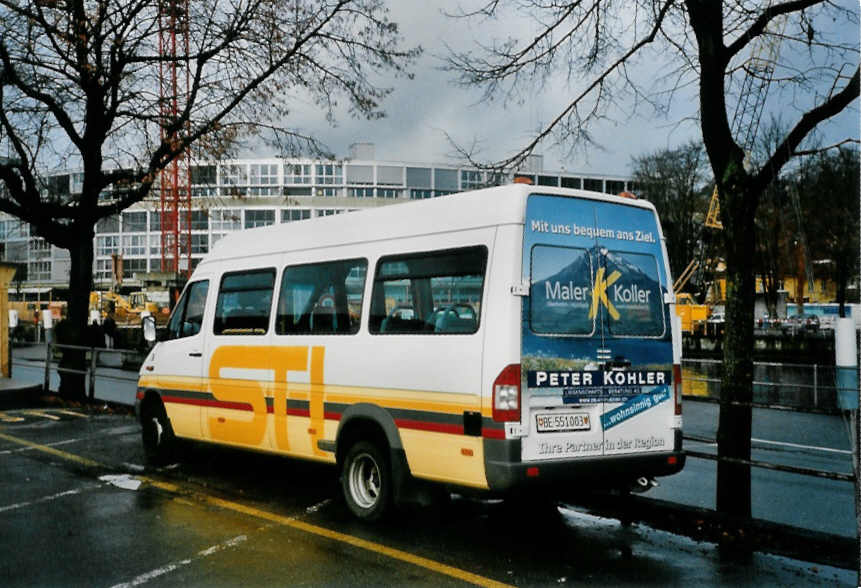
[103,312,116,349]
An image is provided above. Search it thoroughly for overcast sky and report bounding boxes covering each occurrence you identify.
[277,2,860,178]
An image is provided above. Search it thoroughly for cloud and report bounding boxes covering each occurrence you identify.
[284,2,699,175]
[267,2,859,178]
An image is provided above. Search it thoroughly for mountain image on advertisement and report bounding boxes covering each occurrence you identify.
[600,248,664,336]
[530,247,594,334]
[530,246,664,337]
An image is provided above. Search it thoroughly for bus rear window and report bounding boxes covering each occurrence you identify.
[530,246,665,337]
[602,250,665,337]
[530,245,595,336]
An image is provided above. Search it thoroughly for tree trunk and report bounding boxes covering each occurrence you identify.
[837,269,848,318]
[715,182,756,519]
[58,234,95,400]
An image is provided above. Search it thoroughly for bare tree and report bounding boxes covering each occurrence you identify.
[631,141,711,295]
[445,1,859,518]
[751,118,795,318]
[754,178,791,316]
[791,147,860,315]
[0,0,419,398]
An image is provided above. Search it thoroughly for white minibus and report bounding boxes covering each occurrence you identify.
[137,183,685,520]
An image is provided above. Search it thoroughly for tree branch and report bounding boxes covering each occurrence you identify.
[456,0,676,172]
[792,137,860,156]
[725,0,825,61]
[755,65,859,192]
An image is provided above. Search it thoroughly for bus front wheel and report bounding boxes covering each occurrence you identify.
[141,398,175,466]
[341,440,392,522]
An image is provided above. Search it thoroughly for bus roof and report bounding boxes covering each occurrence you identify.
[201,184,657,265]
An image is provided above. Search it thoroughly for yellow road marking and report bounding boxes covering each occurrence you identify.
[0,432,103,468]
[0,430,512,588]
[0,412,25,423]
[141,477,511,588]
[21,410,61,421]
[52,409,88,418]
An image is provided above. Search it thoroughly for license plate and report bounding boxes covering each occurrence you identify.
[535,412,591,433]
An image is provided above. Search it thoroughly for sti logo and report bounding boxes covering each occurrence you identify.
[588,267,621,321]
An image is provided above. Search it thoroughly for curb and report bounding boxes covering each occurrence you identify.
[573,494,857,570]
[0,388,134,415]
[0,382,43,410]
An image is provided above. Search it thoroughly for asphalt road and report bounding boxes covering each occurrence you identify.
[9,345,859,539]
[0,408,855,587]
[650,402,856,537]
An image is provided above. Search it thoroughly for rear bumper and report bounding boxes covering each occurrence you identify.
[484,430,685,493]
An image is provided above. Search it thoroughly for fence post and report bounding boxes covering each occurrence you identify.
[834,318,858,480]
[88,347,97,400]
[43,342,51,394]
[813,364,818,408]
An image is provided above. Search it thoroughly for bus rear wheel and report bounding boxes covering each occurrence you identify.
[341,440,392,522]
[141,398,175,466]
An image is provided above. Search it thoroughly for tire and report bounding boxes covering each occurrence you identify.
[341,440,392,522]
[141,397,176,466]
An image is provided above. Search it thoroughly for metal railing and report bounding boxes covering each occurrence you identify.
[682,435,855,483]
[680,358,856,483]
[14,344,857,492]
[40,343,140,400]
[681,357,851,413]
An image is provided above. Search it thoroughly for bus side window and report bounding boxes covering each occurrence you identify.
[213,269,276,335]
[276,258,367,335]
[166,280,209,340]
[370,246,487,335]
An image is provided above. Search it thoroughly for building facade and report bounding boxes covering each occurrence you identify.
[0,144,633,295]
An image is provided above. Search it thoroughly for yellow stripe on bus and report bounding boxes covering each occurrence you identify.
[138,374,210,392]
[145,375,483,416]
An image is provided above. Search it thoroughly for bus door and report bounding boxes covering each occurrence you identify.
[156,279,210,440]
[521,195,606,461]
[592,201,674,457]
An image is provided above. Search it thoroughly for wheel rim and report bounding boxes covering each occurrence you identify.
[144,410,164,450]
[150,416,163,447]
[348,451,381,509]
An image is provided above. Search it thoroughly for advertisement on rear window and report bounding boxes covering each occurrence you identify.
[531,245,664,337]
[522,194,672,404]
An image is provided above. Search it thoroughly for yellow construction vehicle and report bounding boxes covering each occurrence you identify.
[89,291,168,325]
[671,260,711,334]
[675,292,709,334]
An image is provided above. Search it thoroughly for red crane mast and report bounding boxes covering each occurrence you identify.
[158,0,192,276]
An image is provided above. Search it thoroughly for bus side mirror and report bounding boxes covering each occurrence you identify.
[142,314,157,345]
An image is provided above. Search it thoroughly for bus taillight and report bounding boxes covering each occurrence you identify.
[493,364,521,422]
[673,363,682,415]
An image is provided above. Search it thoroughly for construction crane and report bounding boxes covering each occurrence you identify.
[730,12,813,307]
[788,183,815,307]
[704,187,722,230]
[673,259,699,294]
[680,10,788,299]
[158,0,193,276]
[708,10,788,230]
